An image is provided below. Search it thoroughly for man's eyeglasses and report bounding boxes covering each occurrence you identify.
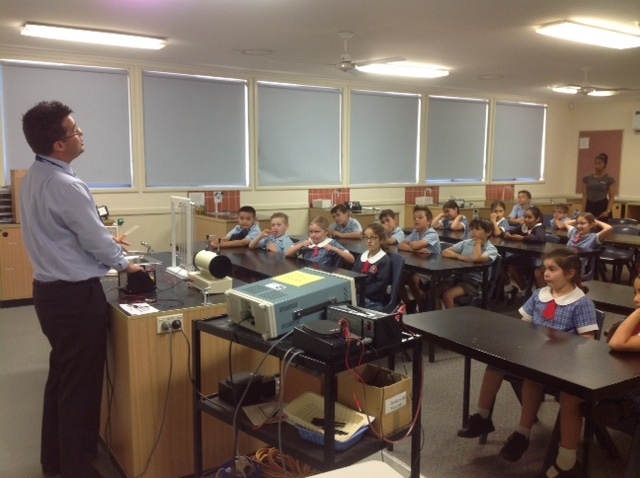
[60,126,82,141]
[363,235,379,242]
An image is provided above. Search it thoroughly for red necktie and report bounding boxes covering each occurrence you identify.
[362,261,370,273]
[313,247,319,256]
[542,300,557,320]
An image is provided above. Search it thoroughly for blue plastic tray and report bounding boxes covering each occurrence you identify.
[295,425,368,451]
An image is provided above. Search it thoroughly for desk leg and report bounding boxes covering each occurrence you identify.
[582,401,595,478]
[481,267,489,309]
[411,339,422,478]
[462,357,471,427]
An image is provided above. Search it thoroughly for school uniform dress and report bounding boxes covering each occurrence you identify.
[329,217,363,234]
[567,228,601,276]
[438,216,470,230]
[519,286,598,335]
[227,223,262,242]
[296,237,348,268]
[387,226,405,243]
[257,234,293,253]
[352,250,392,310]
[448,239,499,295]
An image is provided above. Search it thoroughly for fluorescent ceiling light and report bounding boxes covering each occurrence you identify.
[21,23,167,50]
[551,86,579,94]
[587,90,619,97]
[536,21,640,50]
[356,63,449,78]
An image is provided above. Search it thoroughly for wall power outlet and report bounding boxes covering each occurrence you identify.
[157,313,184,334]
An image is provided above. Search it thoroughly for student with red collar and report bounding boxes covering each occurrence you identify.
[352,223,392,310]
[285,215,354,268]
[459,249,598,476]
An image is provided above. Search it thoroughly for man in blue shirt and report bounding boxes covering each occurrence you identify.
[20,101,140,478]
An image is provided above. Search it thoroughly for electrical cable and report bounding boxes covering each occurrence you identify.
[252,447,315,478]
[134,327,175,477]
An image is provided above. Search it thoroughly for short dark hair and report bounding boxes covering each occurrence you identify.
[331,204,349,215]
[22,101,73,156]
[554,204,569,214]
[378,209,396,221]
[595,153,609,165]
[469,217,493,235]
[518,190,532,200]
[442,199,460,212]
[490,200,506,211]
[413,205,433,220]
[238,205,256,217]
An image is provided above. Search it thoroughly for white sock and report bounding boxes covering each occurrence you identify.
[515,425,530,439]
[546,446,576,477]
[477,408,490,419]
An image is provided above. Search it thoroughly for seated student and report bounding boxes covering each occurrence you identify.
[432,199,469,231]
[534,212,612,287]
[432,218,498,309]
[352,223,393,310]
[210,205,261,249]
[508,190,532,226]
[285,215,354,268]
[329,204,363,239]
[489,200,509,237]
[248,212,293,253]
[549,204,571,230]
[501,206,546,303]
[398,205,441,312]
[458,249,598,469]
[379,209,405,245]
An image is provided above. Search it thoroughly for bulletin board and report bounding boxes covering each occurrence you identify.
[574,130,622,194]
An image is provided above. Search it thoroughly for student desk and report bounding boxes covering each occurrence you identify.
[102,253,279,478]
[403,307,640,478]
[582,281,636,316]
[602,231,640,248]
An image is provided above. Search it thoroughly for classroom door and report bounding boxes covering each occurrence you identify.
[574,130,622,194]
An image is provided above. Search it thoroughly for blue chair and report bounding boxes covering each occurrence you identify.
[379,253,405,314]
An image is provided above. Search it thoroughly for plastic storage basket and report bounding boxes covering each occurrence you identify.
[283,392,370,450]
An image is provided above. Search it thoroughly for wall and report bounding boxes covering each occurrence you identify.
[2,46,638,245]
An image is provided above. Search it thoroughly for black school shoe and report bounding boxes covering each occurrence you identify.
[536,462,582,478]
[457,413,495,438]
[499,431,530,461]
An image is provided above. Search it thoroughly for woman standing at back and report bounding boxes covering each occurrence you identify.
[581,153,616,220]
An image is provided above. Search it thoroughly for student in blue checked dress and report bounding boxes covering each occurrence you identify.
[458,249,598,476]
[285,215,354,268]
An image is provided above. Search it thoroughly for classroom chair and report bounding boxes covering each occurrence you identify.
[454,254,502,309]
[608,218,638,226]
[379,253,405,314]
[598,225,640,284]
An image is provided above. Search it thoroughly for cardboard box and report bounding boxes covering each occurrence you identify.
[11,169,27,224]
[337,364,411,437]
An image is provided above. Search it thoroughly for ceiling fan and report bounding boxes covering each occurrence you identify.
[334,31,404,73]
[551,66,640,96]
